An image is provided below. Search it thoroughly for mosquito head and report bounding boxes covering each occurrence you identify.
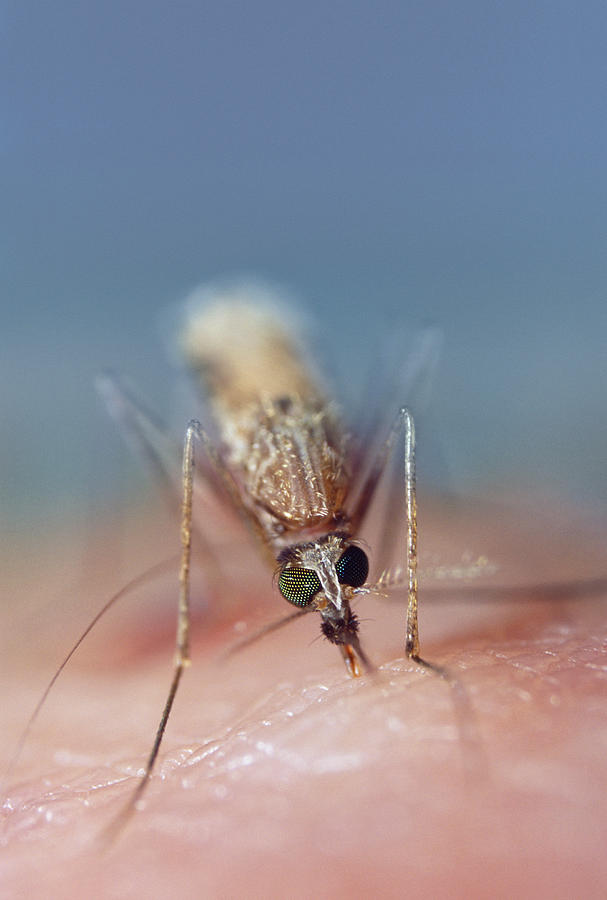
[276,533,369,645]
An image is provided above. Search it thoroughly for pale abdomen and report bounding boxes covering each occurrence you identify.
[180,289,351,543]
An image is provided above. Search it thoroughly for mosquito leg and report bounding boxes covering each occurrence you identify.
[223,608,313,659]
[402,410,491,788]
[103,419,201,841]
[97,372,225,586]
[403,408,420,658]
[349,407,409,533]
[403,409,451,682]
[96,371,183,511]
[350,406,440,672]
[0,554,179,799]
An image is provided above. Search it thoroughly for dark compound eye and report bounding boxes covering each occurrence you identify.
[278,566,321,607]
[335,545,369,588]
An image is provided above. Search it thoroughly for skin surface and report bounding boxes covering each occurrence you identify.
[1,493,606,900]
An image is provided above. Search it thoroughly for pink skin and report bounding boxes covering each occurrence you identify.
[1,494,606,900]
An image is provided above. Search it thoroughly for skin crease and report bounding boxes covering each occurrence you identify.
[1,492,606,900]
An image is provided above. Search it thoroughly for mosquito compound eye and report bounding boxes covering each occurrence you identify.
[278,566,322,607]
[335,545,369,588]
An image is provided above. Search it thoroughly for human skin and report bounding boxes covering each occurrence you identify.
[1,493,606,900]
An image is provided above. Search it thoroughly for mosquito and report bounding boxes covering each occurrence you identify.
[94,286,450,831]
[5,284,453,840]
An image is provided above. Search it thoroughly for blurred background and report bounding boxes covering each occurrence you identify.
[3,0,606,535]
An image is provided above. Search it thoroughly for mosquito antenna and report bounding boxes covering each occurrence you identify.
[2,553,179,794]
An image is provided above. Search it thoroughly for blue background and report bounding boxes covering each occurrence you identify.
[3,1,606,525]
